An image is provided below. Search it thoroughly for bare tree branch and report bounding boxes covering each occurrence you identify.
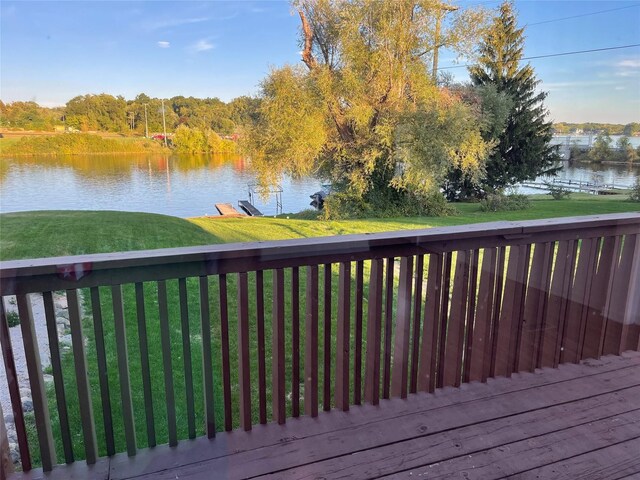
[298,9,318,70]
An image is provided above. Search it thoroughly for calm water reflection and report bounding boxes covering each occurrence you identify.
[0,154,323,217]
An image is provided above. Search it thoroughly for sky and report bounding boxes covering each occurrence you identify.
[1,0,639,124]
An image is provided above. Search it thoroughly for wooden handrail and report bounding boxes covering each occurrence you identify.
[0,212,639,474]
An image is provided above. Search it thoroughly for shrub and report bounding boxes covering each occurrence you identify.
[6,310,20,327]
[630,178,640,202]
[544,182,572,200]
[479,192,531,212]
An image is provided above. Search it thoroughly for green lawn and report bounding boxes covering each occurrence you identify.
[1,195,638,466]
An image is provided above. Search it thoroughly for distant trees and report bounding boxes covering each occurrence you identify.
[0,100,63,130]
[446,1,559,199]
[553,122,640,136]
[589,133,613,163]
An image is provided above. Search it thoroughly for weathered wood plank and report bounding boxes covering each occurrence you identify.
[468,248,497,382]
[177,278,196,439]
[391,256,413,398]
[488,247,506,378]
[157,280,177,446]
[291,267,300,417]
[255,270,267,424]
[354,260,364,405]
[364,259,383,405]
[111,285,137,456]
[462,249,479,383]
[198,276,216,437]
[43,291,74,463]
[0,299,31,471]
[443,251,469,387]
[89,288,115,456]
[237,272,251,431]
[272,268,286,424]
[323,264,332,412]
[218,274,232,431]
[436,253,452,388]
[134,283,156,446]
[417,254,442,392]
[382,257,394,399]
[304,265,319,417]
[335,262,351,411]
[409,255,423,394]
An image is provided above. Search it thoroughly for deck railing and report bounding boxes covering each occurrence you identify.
[1,213,639,475]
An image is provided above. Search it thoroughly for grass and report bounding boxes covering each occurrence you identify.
[1,194,638,466]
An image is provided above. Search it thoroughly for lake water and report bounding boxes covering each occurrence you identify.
[0,154,323,217]
[1,154,639,217]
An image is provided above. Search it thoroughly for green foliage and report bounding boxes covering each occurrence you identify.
[173,125,237,154]
[630,178,640,202]
[617,136,639,163]
[553,122,638,136]
[5,310,20,327]
[0,100,64,130]
[589,132,613,163]
[479,192,531,212]
[466,1,560,195]
[544,182,572,200]
[0,133,166,156]
[244,0,491,216]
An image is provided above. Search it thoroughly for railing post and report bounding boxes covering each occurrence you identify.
[621,235,640,352]
[335,262,351,411]
[391,256,413,398]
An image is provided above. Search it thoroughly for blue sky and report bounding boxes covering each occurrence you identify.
[1,0,639,123]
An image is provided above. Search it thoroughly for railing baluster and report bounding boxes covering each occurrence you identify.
[0,299,31,472]
[391,257,413,398]
[219,274,232,431]
[272,269,286,424]
[519,243,554,371]
[540,240,578,367]
[291,267,300,417]
[443,252,469,387]
[560,240,598,364]
[323,264,332,411]
[533,243,555,370]
[436,253,452,389]
[409,254,424,394]
[462,250,479,383]
[67,289,98,464]
[157,280,177,446]
[17,294,56,470]
[178,278,196,439]
[43,291,74,463]
[510,245,530,376]
[603,234,637,355]
[256,271,267,424]
[112,285,137,456]
[89,287,115,456]
[364,259,383,404]
[354,260,364,405]
[135,282,156,446]
[237,272,251,431]
[305,265,319,417]
[335,262,351,411]
[469,248,497,382]
[199,276,216,437]
[382,257,394,399]
[417,253,442,392]
[621,234,640,353]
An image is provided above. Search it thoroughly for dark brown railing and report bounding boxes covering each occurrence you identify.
[1,213,639,475]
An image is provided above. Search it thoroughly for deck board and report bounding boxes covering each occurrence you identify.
[10,352,640,480]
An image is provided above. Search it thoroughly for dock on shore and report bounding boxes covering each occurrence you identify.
[215,203,246,217]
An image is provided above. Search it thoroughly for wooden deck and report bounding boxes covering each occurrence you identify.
[15,352,640,480]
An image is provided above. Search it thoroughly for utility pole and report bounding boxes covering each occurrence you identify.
[432,3,459,83]
[143,103,149,138]
[161,99,168,148]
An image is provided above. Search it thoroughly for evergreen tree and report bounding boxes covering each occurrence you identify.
[446,1,559,198]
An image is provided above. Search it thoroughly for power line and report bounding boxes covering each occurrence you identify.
[437,43,640,70]
[526,4,640,27]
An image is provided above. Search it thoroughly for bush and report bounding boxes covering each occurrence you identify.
[544,182,572,200]
[6,310,20,327]
[479,192,531,212]
[630,178,640,202]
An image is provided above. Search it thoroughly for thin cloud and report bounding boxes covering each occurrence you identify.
[144,17,210,31]
[157,41,170,48]
[188,39,216,54]
[617,59,640,68]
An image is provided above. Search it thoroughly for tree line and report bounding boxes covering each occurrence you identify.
[553,122,640,136]
[0,94,261,136]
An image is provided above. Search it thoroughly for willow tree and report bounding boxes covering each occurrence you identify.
[244,0,490,216]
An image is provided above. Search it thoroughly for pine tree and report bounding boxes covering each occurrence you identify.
[465,1,559,194]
